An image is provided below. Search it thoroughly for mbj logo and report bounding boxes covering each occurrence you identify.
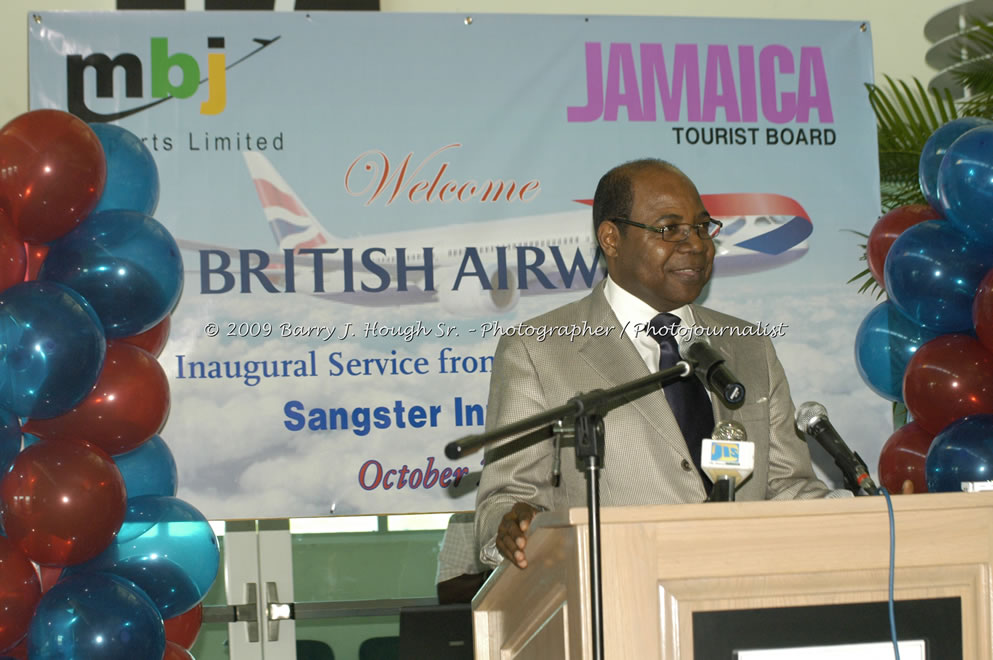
[66,36,277,123]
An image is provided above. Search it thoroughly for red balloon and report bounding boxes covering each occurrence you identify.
[866,204,942,287]
[903,334,993,435]
[878,421,933,494]
[0,537,41,652]
[120,315,171,357]
[164,602,203,649]
[22,242,47,282]
[25,341,170,455]
[0,439,126,566]
[0,110,106,243]
[976,267,993,355]
[164,641,194,660]
[0,208,25,293]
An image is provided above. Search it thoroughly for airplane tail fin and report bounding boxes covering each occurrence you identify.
[242,151,338,251]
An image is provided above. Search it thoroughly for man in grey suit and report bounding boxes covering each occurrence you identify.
[475,159,837,570]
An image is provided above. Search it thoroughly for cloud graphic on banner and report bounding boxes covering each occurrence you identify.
[166,292,497,516]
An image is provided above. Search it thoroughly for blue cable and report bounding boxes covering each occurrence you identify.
[879,487,900,660]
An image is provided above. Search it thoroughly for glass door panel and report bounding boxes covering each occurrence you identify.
[196,513,454,660]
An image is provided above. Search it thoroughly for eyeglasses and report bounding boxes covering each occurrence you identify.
[610,217,723,242]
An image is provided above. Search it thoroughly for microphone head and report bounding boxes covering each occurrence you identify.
[795,401,828,434]
[682,339,745,405]
[674,334,709,379]
[712,420,747,443]
[674,331,707,357]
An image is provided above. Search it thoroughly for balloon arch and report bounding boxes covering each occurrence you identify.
[857,117,993,494]
[0,110,216,659]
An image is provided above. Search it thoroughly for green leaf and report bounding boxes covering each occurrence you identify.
[943,18,993,116]
[867,76,958,212]
[892,401,908,431]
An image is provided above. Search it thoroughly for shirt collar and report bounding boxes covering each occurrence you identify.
[603,275,695,330]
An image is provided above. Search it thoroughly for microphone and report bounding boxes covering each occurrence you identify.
[701,421,754,501]
[795,402,878,495]
[679,338,746,406]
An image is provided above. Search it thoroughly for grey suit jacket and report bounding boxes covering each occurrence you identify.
[474,281,831,550]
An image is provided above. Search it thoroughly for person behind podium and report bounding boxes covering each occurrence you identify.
[436,512,491,603]
[474,159,844,570]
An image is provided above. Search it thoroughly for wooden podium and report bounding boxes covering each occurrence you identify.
[472,492,993,659]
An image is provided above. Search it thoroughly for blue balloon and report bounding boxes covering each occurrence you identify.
[925,414,993,492]
[919,117,992,211]
[70,496,219,618]
[40,210,184,338]
[27,572,165,660]
[89,123,160,216]
[110,496,161,545]
[854,301,940,402]
[113,434,178,499]
[0,281,106,418]
[937,123,993,246]
[884,220,993,332]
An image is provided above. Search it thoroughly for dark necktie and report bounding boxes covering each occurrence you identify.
[649,313,715,483]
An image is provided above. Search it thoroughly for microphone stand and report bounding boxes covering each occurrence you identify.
[708,476,736,502]
[445,361,694,660]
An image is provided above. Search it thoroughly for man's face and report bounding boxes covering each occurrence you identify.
[598,167,715,312]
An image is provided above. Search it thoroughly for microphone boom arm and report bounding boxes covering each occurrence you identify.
[444,361,694,459]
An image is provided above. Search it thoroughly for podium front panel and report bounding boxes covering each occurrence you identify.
[472,493,993,659]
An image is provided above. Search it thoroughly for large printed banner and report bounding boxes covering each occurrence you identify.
[29,12,885,519]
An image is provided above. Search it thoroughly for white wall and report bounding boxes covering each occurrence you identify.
[0,0,960,125]
[2,0,115,123]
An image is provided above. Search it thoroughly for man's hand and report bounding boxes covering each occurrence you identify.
[496,502,538,569]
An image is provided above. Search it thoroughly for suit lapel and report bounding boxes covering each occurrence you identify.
[576,285,694,462]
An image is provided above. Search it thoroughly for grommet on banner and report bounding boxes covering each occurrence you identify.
[465,16,473,25]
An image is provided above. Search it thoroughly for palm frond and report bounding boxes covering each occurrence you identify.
[947,19,993,115]
[957,62,993,115]
[958,67,993,99]
[846,267,885,299]
[867,76,958,212]
[850,78,962,296]
[842,231,885,298]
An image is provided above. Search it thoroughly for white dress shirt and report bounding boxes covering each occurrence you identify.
[603,274,697,374]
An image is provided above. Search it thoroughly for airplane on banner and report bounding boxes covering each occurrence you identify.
[178,153,812,315]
